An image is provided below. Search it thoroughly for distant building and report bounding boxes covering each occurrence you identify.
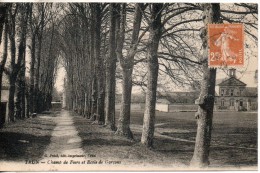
[155,91,199,112]
[156,69,257,112]
[215,69,257,111]
[156,98,171,104]
[157,91,199,104]
[1,74,9,127]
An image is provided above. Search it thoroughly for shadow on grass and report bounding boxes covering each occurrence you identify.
[0,132,51,161]
[74,111,258,167]
[2,121,56,132]
[154,138,194,164]
[82,138,134,147]
[210,147,257,166]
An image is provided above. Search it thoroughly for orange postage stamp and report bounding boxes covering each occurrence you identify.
[208,23,244,67]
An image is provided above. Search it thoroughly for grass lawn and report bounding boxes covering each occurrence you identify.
[74,110,257,169]
[0,112,57,161]
[125,110,258,167]
[0,109,256,170]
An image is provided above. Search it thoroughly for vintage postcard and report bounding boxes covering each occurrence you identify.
[0,1,258,172]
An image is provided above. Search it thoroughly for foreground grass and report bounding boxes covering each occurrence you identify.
[73,113,186,169]
[74,110,257,169]
[0,112,57,161]
[0,109,256,170]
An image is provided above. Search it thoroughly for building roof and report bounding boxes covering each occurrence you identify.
[159,91,199,97]
[218,77,246,87]
[157,91,199,104]
[156,98,171,104]
[241,87,257,97]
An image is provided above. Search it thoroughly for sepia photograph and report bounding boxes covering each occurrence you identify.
[0,1,258,171]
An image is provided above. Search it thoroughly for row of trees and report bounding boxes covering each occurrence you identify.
[0,3,60,121]
[0,2,257,167]
[61,3,204,139]
[61,3,257,167]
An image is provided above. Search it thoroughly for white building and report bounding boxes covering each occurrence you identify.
[1,74,9,127]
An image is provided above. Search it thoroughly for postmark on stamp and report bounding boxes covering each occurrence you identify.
[208,23,244,67]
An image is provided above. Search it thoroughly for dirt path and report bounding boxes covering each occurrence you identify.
[39,110,86,170]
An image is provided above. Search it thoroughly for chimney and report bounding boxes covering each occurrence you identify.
[229,68,236,78]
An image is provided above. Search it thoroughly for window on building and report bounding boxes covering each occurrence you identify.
[240,89,243,96]
[221,99,225,106]
[226,89,229,95]
[230,89,234,96]
[240,100,243,106]
[248,99,251,106]
[221,89,224,96]
[230,99,234,106]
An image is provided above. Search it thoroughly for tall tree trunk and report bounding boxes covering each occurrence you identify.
[94,4,105,124]
[8,4,30,122]
[15,73,23,119]
[104,3,118,131]
[38,20,55,112]
[0,20,8,103]
[8,78,16,122]
[90,5,97,119]
[35,3,45,95]
[15,48,26,119]
[0,23,7,126]
[87,86,92,118]
[0,4,8,45]
[7,5,17,122]
[91,77,97,119]
[83,92,87,117]
[67,76,74,110]
[25,89,30,118]
[86,15,93,119]
[190,3,220,167]
[141,3,163,148]
[15,7,29,119]
[35,58,41,112]
[116,3,144,139]
[28,3,35,115]
[7,65,15,123]
[29,33,36,114]
[35,31,43,113]
[116,68,134,138]
[21,52,26,119]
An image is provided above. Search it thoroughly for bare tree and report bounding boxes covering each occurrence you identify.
[190,3,221,167]
[141,3,164,148]
[0,4,9,104]
[6,4,30,122]
[94,3,105,124]
[0,14,8,109]
[115,3,145,139]
[104,3,118,130]
[28,3,52,114]
[0,3,9,45]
